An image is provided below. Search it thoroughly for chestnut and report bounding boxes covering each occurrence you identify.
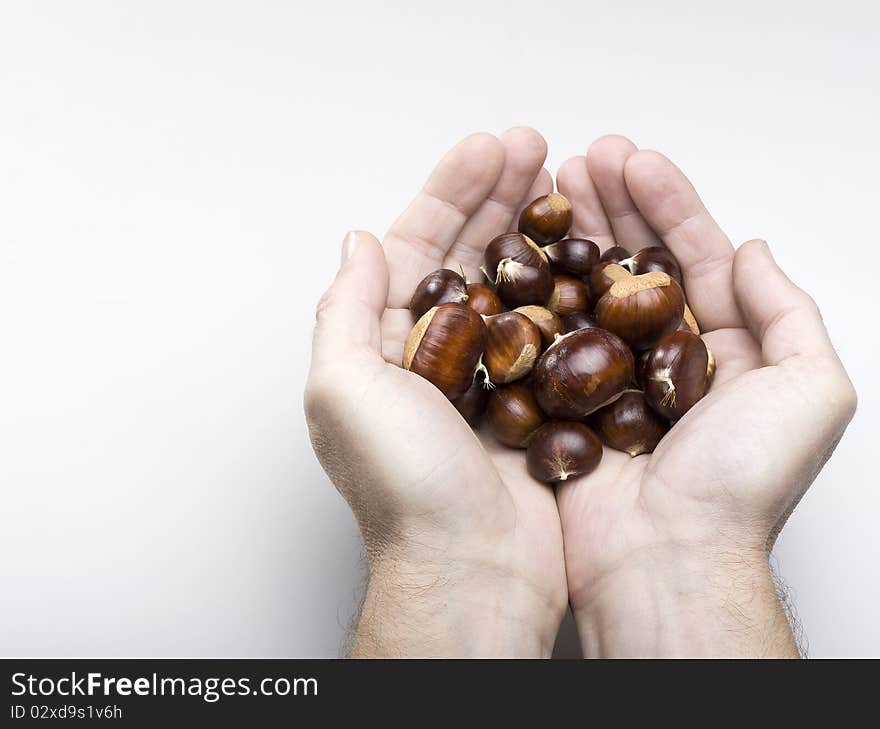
[452,378,490,426]
[484,312,542,385]
[589,262,631,299]
[599,246,631,265]
[706,348,716,386]
[483,232,548,283]
[495,261,554,308]
[403,303,487,401]
[642,330,710,420]
[679,304,700,335]
[409,268,469,319]
[592,390,669,457]
[526,421,603,483]
[620,246,683,286]
[514,305,564,349]
[562,311,597,333]
[532,327,634,418]
[594,271,685,350]
[487,381,546,448]
[634,350,650,389]
[466,283,504,316]
[518,193,573,245]
[548,274,591,316]
[543,238,600,275]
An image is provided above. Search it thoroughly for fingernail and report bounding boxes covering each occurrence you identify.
[341,231,360,264]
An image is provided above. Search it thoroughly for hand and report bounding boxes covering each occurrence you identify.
[305,129,568,656]
[553,136,857,657]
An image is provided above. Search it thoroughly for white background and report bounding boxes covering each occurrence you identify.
[1,0,877,657]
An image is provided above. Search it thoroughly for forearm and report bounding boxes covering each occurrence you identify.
[572,548,799,658]
[351,554,559,658]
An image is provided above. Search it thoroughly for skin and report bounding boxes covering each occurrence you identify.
[304,130,857,657]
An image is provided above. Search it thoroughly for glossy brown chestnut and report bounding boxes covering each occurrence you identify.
[514,306,563,349]
[589,262,632,299]
[409,268,468,318]
[403,303,487,401]
[706,348,716,386]
[526,421,603,483]
[620,246,683,286]
[483,232,548,283]
[484,311,542,385]
[487,381,546,448]
[642,330,710,420]
[594,272,685,350]
[562,311,597,334]
[466,283,504,316]
[599,246,631,265]
[518,193,573,245]
[679,304,700,335]
[452,378,489,426]
[634,350,650,389]
[495,261,554,308]
[548,274,591,316]
[543,238,600,275]
[532,328,634,418]
[592,390,669,457]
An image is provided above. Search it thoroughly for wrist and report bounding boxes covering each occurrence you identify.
[571,543,799,658]
[352,539,563,658]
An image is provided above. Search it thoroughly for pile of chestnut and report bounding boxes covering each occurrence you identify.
[403,193,715,484]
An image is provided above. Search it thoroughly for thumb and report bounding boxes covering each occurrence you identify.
[311,230,389,369]
[732,239,836,366]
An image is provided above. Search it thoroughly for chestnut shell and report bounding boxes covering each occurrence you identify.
[495,261,554,308]
[526,421,603,483]
[484,232,548,282]
[409,269,468,319]
[642,330,710,420]
[543,238,600,275]
[518,193,573,245]
[594,272,685,350]
[589,262,631,299]
[562,311,598,334]
[484,311,541,384]
[548,274,591,316]
[532,327,634,418]
[466,283,504,316]
[599,246,631,265]
[592,390,669,457]
[514,306,564,349]
[622,246,683,286]
[452,378,490,426]
[403,303,487,400]
[487,381,546,448]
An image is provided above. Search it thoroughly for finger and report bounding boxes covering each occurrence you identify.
[383,133,505,307]
[511,167,554,232]
[623,150,741,331]
[556,156,615,250]
[444,127,548,281]
[585,135,660,251]
[732,239,842,366]
[311,231,389,370]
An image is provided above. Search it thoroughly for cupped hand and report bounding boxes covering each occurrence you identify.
[305,129,567,656]
[553,136,857,657]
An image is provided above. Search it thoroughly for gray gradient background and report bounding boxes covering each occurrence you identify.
[1,1,877,657]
